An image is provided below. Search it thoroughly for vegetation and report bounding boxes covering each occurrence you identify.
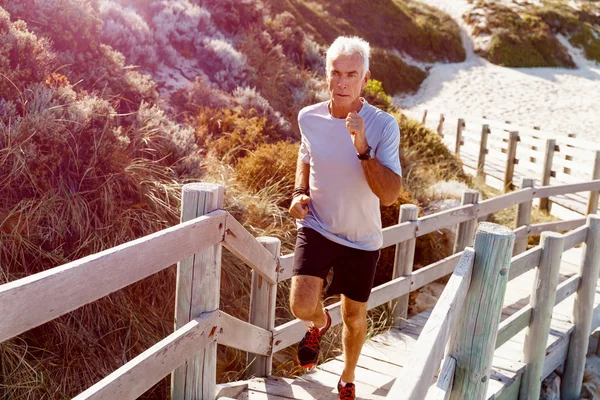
[3,0,560,399]
[464,0,600,67]
[263,0,466,94]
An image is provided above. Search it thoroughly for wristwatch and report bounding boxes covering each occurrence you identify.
[357,145,375,160]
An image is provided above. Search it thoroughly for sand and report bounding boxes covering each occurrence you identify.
[396,0,600,142]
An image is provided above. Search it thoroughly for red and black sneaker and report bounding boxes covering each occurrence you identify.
[337,379,356,400]
[297,309,331,368]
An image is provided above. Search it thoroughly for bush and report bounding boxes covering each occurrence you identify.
[0,7,56,103]
[235,141,298,205]
[363,79,394,113]
[194,107,286,164]
[370,48,428,95]
[98,0,159,67]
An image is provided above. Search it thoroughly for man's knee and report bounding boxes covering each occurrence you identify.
[290,275,323,320]
[342,297,367,332]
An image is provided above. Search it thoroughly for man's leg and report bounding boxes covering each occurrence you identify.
[340,295,368,384]
[290,275,327,328]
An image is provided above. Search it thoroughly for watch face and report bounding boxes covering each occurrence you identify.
[368,147,375,158]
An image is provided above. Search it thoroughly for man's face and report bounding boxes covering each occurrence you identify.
[327,53,370,106]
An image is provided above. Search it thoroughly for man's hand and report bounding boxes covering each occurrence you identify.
[346,112,368,154]
[289,195,311,220]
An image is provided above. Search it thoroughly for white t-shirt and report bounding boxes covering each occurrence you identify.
[296,99,402,251]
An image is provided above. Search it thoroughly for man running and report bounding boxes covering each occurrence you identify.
[288,36,403,400]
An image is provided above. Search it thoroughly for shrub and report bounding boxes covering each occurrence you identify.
[363,79,394,113]
[198,0,264,36]
[235,141,298,204]
[194,107,285,164]
[130,101,200,176]
[0,7,56,103]
[98,0,159,67]
[370,48,428,95]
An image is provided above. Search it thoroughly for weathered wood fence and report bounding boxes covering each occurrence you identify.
[420,110,600,216]
[1,177,600,399]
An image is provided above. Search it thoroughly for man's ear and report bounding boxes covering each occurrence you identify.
[362,70,371,89]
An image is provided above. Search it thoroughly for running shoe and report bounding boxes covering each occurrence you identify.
[297,309,331,368]
[337,378,356,400]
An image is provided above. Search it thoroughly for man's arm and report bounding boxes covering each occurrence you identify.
[295,152,310,191]
[360,158,402,206]
[289,152,311,220]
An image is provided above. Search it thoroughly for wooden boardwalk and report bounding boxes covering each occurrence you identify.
[222,246,600,400]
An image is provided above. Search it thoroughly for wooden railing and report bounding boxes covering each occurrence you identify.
[417,110,600,215]
[1,177,600,399]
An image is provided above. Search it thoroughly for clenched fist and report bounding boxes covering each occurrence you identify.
[289,194,311,220]
[346,112,368,154]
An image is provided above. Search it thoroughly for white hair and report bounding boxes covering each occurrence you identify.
[326,36,371,78]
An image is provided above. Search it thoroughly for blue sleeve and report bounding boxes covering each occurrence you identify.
[376,119,402,176]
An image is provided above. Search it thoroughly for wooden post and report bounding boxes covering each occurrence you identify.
[247,237,280,377]
[389,204,418,329]
[503,131,519,192]
[586,151,600,214]
[561,215,600,399]
[448,223,515,400]
[540,139,556,212]
[455,118,465,155]
[513,178,535,256]
[437,114,445,138]
[171,183,224,400]
[422,109,428,124]
[519,232,565,400]
[453,190,479,254]
[477,125,490,180]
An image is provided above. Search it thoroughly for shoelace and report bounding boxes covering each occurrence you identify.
[338,384,355,400]
[300,326,321,351]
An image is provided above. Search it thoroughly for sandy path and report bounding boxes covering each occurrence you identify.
[396,0,600,141]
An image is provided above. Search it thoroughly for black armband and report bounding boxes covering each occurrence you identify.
[292,187,308,198]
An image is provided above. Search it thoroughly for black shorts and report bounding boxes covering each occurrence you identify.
[292,227,381,303]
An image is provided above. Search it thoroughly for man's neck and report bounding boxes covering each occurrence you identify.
[329,98,364,119]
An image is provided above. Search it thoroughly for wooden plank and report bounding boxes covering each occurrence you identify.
[527,218,587,237]
[172,183,224,400]
[562,215,600,398]
[508,246,542,282]
[0,210,226,345]
[223,215,278,285]
[535,179,600,199]
[448,223,515,400]
[455,118,465,155]
[586,151,600,214]
[247,237,280,376]
[503,131,519,192]
[554,275,580,306]
[390,204,418,329]
[427,357,456,400]
[360,328,419,367]
[513,225,529,240]
[513,178,534,255]
[215,381,249,399]
[318,359,395,391]
[496,306,532,350]
[217,311,271,357]
[388,248,475,400]
[410,252,462,291]
[542,331,571,380]
[520,232,565,399]
[417,204,476,237]
[477,124,490,179]
[539,139,556,212]
[335,354,404,378]
[74,311,220,400]
[272,275,411,352]
[563,225,588,251]
[476,188,534,217]
[382,221,416,249]
[453,191,480,254]
[277,253,294,282]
